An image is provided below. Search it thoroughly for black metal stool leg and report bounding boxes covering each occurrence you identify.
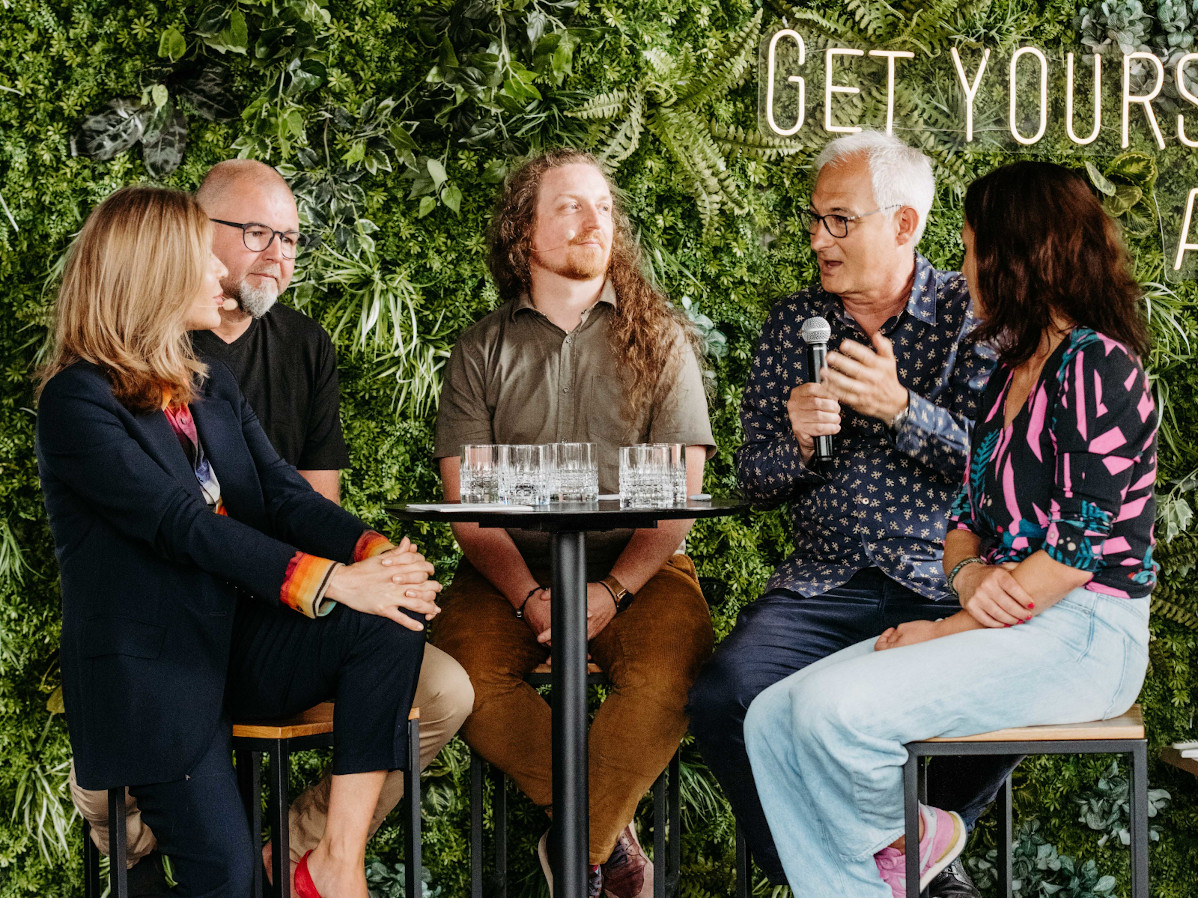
[652,768,666,898]
[668,750,681,898]
[269,741,290,898]
[903,754,921,898]
[83,818,101,898]
[403,717,422,898]
[235,748,266,898]
[492,764,508,898]
[470,749,484,898]
[997,776,1013,898]
[734,823,748,898]
[108,787,129,898]
[1130,744,1149,898]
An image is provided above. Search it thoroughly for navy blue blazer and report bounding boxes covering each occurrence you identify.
[37,360,374,790]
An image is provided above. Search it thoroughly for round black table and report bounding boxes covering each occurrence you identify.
[389,497,750,898]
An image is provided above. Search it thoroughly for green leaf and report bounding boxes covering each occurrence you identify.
[441,184,462,215]
[1085,161,1117,197]
[150,84,169,110]
[482,159,508,184]
[426,158,447,190]
[1107,151,1157,186]
[46,686,64,715]
[418,195,436,217]
[344,142,366,165]
[1105,183,1142,216]
[158,26,187,63]
[216,9,249,54]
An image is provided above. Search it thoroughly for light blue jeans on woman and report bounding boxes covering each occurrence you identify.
[743,588,1149,898]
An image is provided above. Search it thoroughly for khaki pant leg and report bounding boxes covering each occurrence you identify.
[430,560,554,808]
[585,555,714,864]
[70,761,159,866]
[286,644,475,861]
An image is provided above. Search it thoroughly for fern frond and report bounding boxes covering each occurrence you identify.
[1152,583,1198,630]
[709,121,802,159]
[567,90,630,122]
[648,108,727,225]
[678,10,763,111]
[846,0,900,42]
[1158,533,1198,576]
[893,0,968,52]
[667,107,747,213]
[787,7,868,43]
[596,93,645,167]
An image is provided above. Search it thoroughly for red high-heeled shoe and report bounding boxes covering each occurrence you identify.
[294,850,324,898]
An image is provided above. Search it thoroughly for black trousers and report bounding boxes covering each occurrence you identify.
[687,568,1020,884]
[128,600,425,898]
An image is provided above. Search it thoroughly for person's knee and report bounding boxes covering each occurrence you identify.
[688,649,762,737]
[417,650,475,729]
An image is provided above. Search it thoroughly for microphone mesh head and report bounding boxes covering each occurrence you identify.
[801,316,831,344]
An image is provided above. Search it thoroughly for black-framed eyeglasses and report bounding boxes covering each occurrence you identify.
[797,204,901,239]
[210,219,311,259]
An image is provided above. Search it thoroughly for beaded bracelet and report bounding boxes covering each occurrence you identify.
[947,556,985,598]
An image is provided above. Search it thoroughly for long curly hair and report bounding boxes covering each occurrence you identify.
[487,149,701,420]
[964,161,1149,364]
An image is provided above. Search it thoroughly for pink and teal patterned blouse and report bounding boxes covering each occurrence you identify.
[948,328,1158,598]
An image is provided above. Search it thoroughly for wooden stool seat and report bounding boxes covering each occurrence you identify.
[231,703,423,898]
[1162,745,1198,778]
[231,703,419,739]
[921,706,1144,743]
[903,704,1149,898]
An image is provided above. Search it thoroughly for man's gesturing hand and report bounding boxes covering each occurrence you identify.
[822,333,909,423]
[787,382,841,465]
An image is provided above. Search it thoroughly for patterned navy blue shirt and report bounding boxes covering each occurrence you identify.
[737,254,997,602]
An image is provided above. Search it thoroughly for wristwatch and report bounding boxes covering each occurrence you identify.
[599,574,635,613]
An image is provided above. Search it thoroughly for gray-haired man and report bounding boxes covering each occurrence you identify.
[688,132,1009,898]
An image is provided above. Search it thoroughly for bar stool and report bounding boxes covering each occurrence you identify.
[82,789,129,898]
[468,662,682,898]
[231,703,423,898]
[902,706,1149,898]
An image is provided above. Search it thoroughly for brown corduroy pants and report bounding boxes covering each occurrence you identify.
[431,554,714,865]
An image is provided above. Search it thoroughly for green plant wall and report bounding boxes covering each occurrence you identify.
[2,1,1198,896]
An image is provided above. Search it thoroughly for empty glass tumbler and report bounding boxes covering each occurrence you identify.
[618,444,672,508]
[554,442,599,502]
[498,444,553,506]
[459,444,502,503]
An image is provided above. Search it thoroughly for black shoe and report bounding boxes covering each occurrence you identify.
[926,859,981,898]
[125,849,172,897]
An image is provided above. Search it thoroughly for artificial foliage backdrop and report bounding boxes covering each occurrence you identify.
[2,0,1198,896]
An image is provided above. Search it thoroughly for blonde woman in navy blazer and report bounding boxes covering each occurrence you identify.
[36,186,439,898]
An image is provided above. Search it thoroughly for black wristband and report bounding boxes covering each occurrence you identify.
[515,586,540,620]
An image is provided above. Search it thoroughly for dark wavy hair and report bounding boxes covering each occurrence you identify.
[486,148,701,419]
[964,161,1149,365]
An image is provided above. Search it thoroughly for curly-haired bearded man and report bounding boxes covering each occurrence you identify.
[431,150,716,898]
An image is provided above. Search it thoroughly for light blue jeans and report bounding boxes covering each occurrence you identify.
[743,588,1149,898]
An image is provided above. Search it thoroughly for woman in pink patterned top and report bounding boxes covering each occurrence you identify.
[744,162,1155,898]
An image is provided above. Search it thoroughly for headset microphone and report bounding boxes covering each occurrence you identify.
[531,230,578,254]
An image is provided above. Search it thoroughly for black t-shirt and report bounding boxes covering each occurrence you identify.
[191,304,350,470]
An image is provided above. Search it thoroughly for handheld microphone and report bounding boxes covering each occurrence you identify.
[801,315,834,463]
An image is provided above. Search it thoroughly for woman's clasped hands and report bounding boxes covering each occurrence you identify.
[954,560,1035,628]
[324,537,443,630]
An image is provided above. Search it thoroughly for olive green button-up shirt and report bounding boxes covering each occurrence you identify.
[434,282,715,572]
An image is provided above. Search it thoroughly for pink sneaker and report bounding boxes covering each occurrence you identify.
[874,805,966,897]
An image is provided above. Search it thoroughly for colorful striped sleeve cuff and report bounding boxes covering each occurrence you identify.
[354,530,394,561]
[280,552,340,619]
